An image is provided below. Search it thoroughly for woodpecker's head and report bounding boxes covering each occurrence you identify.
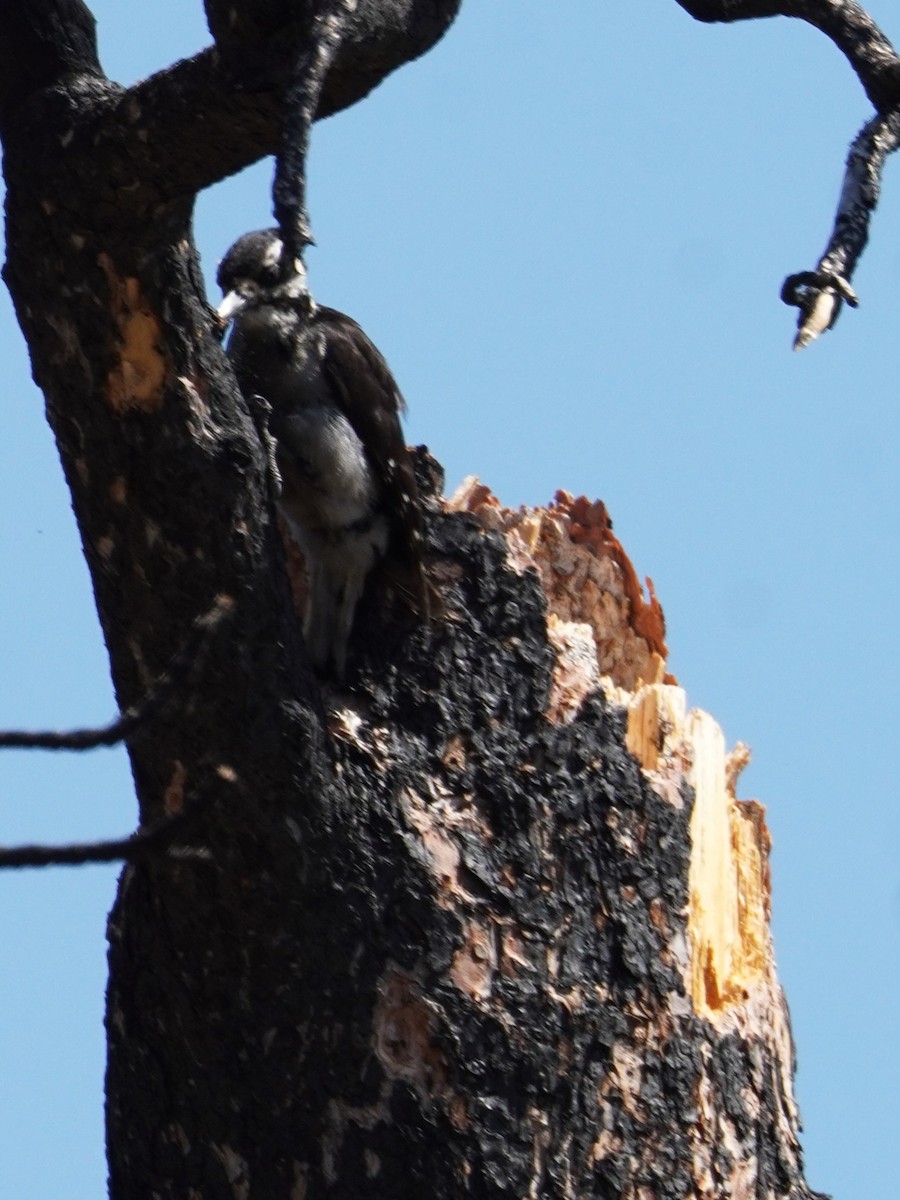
[216,229,313,327]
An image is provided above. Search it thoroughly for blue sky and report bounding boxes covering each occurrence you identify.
[1,3,897,1196]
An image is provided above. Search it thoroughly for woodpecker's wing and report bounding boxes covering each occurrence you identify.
[316,306,429,613]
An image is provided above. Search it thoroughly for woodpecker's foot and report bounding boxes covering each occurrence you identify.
[246,393,283,500]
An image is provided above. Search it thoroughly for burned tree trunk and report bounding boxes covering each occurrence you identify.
[102,469,821,1198]
[0,2,824,1197]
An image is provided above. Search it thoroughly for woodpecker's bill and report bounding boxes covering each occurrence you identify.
[217,228,428,678]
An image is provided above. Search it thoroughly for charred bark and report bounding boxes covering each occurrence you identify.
[101,472,824,1198]
[0,2,824,1197]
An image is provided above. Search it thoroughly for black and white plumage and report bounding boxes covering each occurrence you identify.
[217,229,428,678]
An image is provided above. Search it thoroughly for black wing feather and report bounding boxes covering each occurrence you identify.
[317,306,428,610]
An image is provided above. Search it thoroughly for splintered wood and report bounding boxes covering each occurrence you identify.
[449,478,667,697]
[447,478,775,1022]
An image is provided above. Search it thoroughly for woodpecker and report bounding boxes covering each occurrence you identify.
[217,229,428,678]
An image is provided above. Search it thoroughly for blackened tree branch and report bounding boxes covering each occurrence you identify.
[273,0,359,261]
[0,816,195,869]
[0,3,462,229]
[677,0,900,346]
[675,0,899,109]
[0,0,102,125]
[203,0,464,118]
[0,595,234,752]
[0,765,232,869]
[116,0,462,216]
[91,50,281,212]
[782,110,900,347]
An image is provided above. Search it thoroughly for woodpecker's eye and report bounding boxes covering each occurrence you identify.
[259,263,282,288]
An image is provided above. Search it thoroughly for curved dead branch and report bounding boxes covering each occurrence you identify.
[677,0,900,347]
[273,0,359,262]
[783,111,900,348]
[675,0,899,107]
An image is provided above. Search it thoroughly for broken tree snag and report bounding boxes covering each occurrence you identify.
[256,474,815,1198]
[447,479,669,695]
[447,479,787,1018]
[105,465,821,1197]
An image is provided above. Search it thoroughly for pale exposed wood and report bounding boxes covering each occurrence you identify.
[447,481,667,692]
[451,477,783,1024]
